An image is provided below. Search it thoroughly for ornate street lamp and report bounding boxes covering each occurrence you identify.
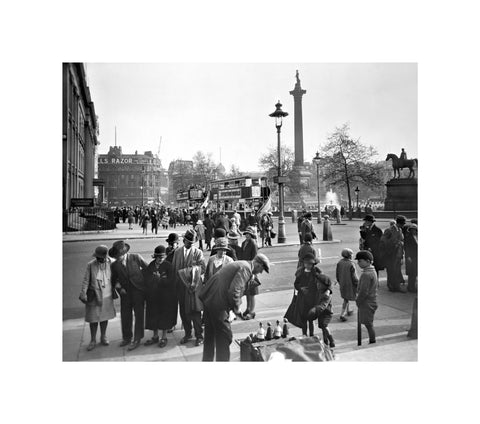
[355,186,360,214]
[312,151,322,224]
[269,101,288,243]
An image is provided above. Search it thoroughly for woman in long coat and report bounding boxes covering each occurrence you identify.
[143,245,177,348]
[336,248,359,321]
[240,226,259,320]
[79,245,117,351]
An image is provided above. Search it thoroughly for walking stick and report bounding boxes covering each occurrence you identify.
[357,309,362,346]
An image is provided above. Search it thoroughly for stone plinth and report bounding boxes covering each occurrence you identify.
[384,178,417,211]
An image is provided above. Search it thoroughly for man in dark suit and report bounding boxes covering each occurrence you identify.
[214,210,230,234]
[171,229,206,346]
[199,253,270,361]
[109,240,149,351]
[359,214,384,276]
[300,212,315,243]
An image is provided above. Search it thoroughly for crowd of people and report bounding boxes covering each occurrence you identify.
[79,208,417,361]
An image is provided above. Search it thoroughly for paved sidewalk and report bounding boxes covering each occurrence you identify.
[63,280,417,362]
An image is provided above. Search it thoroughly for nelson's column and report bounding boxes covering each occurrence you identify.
[289,70,313,206]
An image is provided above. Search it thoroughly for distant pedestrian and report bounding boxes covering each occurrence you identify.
[143,245,177,348]
[335,248,359,321]
[194,220,206,250]
[79,245,117,351]
[297,210,305,245]
[203,214,214,250]
[355,250,378,344]
[127,210,134,230]
[214,211,230,234]
[161,213,169,230]
[226,231,242,261]
[259,212,273,248]
[300,212,316,243]
[165,233,179,263]
[404,223,418,293]
[142,213,150,235]
[151,212,158,234]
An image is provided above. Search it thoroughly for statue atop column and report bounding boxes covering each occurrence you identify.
[296,70,300,85]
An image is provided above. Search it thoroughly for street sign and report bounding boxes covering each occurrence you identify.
[70,198,94,207]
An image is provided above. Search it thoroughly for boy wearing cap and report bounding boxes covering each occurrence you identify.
[199,254,270,361]
[335,248,359,321]
[355,250,378,344]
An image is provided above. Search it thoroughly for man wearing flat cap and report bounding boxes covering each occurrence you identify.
[359,214,383,276]
[109,240,149,350]
[171,228,206,346]
[199,253,270,361]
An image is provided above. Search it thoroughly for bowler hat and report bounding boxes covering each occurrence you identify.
[93,245,108,259]
[363,214,376,222]
[108,240,130,258]
[183,228,197,243]
[214,228,226,239]
[396,215,407,225]
[166,233,179,244]
[304,212,312,219]
[254,253,270,273]
[243,226,257,239]
[355,250,374,262]
[152,245,167,258]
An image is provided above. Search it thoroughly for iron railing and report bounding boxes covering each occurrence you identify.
[63,207,116,232]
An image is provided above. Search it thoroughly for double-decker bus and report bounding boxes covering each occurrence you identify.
[207,175,270,217]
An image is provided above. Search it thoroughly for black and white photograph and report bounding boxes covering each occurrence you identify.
[4,1,479,423]
[62,63,418,362]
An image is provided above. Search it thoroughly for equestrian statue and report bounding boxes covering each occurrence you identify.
[386,148,418,178]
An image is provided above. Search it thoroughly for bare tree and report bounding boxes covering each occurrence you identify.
[319,123,383,218]
[226,164,242,178]
[192,151,219,186]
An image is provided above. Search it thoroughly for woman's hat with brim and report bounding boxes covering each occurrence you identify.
[152,245,167,258]
[166,233,179,244]
[93,245,109,259]
[363,214,376,222]
[196,220,203,225]
[214,237,230,251]
[227,231,240,240]
[183,228,197,243]
[214,228,227,239]
[108,240,130,258]
[243,226,257,239]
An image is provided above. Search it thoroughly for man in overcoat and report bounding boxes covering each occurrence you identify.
[359,214,383,276]
[199,254,270,361]
[171,228,206,346]
[109,240,149,351]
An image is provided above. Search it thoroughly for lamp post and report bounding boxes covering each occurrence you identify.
[355,186,360,216]
[141,165,145,206]
[312,151,322,224]
[269,101,288,243]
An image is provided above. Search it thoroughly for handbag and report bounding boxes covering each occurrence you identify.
[283,290,303,328]
[270,229,276,239]
[79,286,96,304]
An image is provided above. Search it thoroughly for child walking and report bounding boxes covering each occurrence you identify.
[355,250,378,344]
[335,248,359,321]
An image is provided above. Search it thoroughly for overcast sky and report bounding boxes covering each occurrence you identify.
[86,63,417,172]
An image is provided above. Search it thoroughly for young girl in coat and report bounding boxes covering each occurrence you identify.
[335,248,359,321]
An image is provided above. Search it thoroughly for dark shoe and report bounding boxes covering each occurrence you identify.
[100,338,109,346]
[195,338,204,346]
[328,335,336,348]
[158,338,168,348]
[369,339,376,344]
[339,316,347,322]
[180,335,192,344]
[144,336,160,346]
[127,340,141,351]
[119,339,131,347]
[87,341,96,351]
[243,312,256,320]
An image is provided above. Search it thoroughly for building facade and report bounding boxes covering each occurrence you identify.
[62,63,99,210]
[98,146,167,206]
